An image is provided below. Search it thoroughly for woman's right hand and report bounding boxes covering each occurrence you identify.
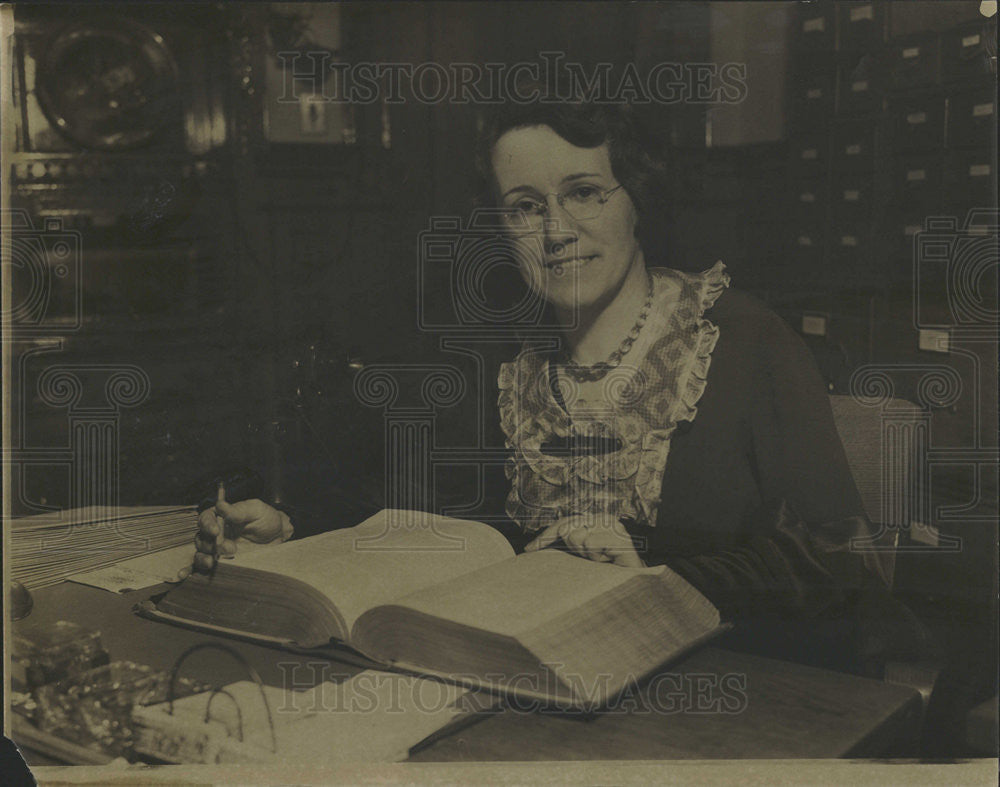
[192,486,293,573]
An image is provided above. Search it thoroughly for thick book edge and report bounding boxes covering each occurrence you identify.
[132,599,381,671]
[367,621,732,711]
[144,562,349,647]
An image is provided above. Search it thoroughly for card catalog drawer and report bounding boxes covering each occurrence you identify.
[941,20,996,83]
[945,149,997,209]
[891,93,946,152]
[837,2,886,59]
[832,118,880,171]
[833,174,875,222]
[793,5,835,52]
[830,225,875,285]
[888,34,940,90]
[837,59,884,116]
[894,154,945,208]
[886,209,931,263]
[789,135,829,177]
[789,68,837,128]
[831,223,872,254]
[786,220,826,262]
[947,86,997,149]
[790,177,829,220]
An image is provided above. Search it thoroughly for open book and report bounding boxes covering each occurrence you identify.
[136,510,723,708]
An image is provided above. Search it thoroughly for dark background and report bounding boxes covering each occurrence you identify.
[6,0,997,755]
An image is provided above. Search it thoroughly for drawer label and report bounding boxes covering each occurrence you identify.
[807,88,823,99]
[969,164,991,177]
[902,46,920,59]
[851,80,869,92]
[844,190,861,201]
[841,235,858,247]
[906,169,926,181]
[850,5,874,22]
[799,192,816,202]
[803,17,825,33]
[797,235,814,247]
[801,148,818,160]
[962,34,980,48]
[906,112,927,125]
[846,143,862,155]
[973,102,994,117]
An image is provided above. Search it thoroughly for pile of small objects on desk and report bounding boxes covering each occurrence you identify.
[11,620,208,761]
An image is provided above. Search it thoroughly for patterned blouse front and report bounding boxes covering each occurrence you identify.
[497,261,731,534]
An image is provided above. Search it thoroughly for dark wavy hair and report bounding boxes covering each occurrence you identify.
[473,91,672,263]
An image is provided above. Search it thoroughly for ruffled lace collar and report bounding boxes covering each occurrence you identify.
[498,261,730,531]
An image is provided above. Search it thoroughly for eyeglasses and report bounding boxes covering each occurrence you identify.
[500,184,624,229]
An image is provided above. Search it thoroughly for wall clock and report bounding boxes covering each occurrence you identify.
[34,19,179,150]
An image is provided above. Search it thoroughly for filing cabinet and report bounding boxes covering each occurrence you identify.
[837,1,886,61]
[940,19,997,83]
[778,7,994,300]
[831,118,881,172]
[890,92,946,152]
[888,33,940,89]
[947,85,997,149]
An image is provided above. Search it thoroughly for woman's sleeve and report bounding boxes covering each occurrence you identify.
[652,313,891,622]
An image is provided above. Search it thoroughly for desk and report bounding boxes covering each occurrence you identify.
[10,580,923,763]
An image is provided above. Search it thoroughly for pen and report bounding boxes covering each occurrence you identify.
[211,482,226,575]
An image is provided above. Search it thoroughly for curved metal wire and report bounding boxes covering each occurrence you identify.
[166,641,277,753]
[204,687,245,742]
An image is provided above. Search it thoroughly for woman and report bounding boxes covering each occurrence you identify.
[194,97,924,674]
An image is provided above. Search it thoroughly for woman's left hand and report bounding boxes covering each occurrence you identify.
[523,515,645,567]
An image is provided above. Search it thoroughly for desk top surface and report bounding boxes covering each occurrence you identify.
[11,579,922,761]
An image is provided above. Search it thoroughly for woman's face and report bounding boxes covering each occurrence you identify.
[491,124,644,312]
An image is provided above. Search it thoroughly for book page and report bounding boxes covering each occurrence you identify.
[228,510,515,632]
[382,549,666,638]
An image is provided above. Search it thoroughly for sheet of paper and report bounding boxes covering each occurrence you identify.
[135,671,495,764]
[68,540,271,593]
[68,544,197,593]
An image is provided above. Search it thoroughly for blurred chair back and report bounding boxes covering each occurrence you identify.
[829,394,927,590]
